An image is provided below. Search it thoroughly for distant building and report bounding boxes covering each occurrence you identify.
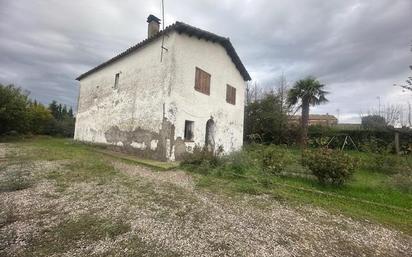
[289,114,338,127]
[335,123,361,130]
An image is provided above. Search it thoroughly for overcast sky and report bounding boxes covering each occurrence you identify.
[0,0,411,123]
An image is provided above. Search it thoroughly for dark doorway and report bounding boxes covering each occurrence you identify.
[205,119,215,151]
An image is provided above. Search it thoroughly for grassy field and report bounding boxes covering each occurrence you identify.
[182,144,412,234]
[1,137,411,256]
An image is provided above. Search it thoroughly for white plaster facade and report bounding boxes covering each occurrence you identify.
[75,21,249,161]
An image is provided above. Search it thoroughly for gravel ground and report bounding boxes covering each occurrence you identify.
[0,143,411,257]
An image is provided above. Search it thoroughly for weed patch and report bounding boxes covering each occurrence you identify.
[25,214,130,255]
[0,201,17,228]
[0,166,33,192]
[390,168,412,193]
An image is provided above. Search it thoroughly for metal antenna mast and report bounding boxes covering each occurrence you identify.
[160,0,167,62]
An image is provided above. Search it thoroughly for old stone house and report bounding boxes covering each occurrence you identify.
[74,15,251,161]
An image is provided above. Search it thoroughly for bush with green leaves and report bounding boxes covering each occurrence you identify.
[308,136,331,148]
[302,148,357,186]
[370,154,401,174]
[225,150,253,175]
[261,146,293,175]
[180,145,223,174]
[358,137,388,154]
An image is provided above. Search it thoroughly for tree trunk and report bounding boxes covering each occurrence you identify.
[395,132,400,155]
[301,99,310,147]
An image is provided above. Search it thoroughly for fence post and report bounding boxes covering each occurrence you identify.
[394,132,400,155]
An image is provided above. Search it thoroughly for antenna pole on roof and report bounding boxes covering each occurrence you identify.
[160,0,166,62]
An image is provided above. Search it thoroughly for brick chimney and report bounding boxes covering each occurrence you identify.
[147,14,161,38]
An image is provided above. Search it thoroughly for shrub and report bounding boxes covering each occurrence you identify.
[225,151,253,175]
[181,145,212,165]
[262,146,293,175]
[308,129,412,154]
[369,154,401,174]
[302,148,357,186]
[359,137,388,154]
[308,136,331,148]
[180,145,223,174]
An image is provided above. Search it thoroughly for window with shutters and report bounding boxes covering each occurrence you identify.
[184,120,194,141]
[226,84,236,105]
[194,67,211,95]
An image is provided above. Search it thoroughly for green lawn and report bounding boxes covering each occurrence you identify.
[183,145,412,234]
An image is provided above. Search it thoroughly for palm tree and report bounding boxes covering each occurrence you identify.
[287,76,329,146]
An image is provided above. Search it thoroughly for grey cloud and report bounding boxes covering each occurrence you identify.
[0,0,411,122]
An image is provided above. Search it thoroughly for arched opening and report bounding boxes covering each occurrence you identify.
[205,119,215,152]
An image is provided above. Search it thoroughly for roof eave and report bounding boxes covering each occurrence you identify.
[76,21,251,82]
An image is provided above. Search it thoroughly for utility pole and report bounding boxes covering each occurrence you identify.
[336,108,340,123]
[278,73,287,144]
[254,82,257,102]
[377,96,381,116]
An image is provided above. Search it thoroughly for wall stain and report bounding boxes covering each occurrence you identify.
[104,118,176,161]
[174,137,187,161]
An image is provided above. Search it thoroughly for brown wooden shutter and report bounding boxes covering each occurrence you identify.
[232,86,236,104]
[195,68,201,91]
[204,71,210,95]
[226,84,236,105]
[194,67,211,95]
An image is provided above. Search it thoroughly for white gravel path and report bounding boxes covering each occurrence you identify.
[0,143,411,257]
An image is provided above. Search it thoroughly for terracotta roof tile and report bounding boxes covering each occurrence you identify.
[76,22,251,81]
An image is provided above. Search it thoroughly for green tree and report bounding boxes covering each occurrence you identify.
[361,115,387,130]
[287,76,329,146]
[49,100,60,120]
[68,107,74,119]
[46,100,75,137]
[27,102,53,134]
[244,92,288,143]
[0,84,30,134]
[0,83,75,137]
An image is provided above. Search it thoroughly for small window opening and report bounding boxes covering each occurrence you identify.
[114,73,120,89]
[184,120,194,141]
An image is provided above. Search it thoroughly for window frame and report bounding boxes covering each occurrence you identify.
[194,67,211,95]
[184,120,194,141]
